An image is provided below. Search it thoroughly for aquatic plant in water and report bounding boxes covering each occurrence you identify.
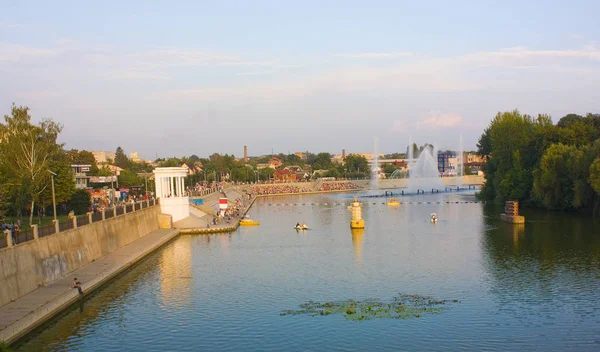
[280,294,459,321]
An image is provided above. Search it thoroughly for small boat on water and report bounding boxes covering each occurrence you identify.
[240,215,260,226]
[387,198,400,206]
[430,213,438,223]
[294,224,309,230]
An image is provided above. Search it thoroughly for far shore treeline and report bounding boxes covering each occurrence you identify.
[3,103,600,222]
[0,104,374,224]
[477,110,600,213]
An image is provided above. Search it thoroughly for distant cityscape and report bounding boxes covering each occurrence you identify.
[69,146,485,190]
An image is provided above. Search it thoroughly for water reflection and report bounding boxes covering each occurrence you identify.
[480,203,600,322]
[351,228,364,265]
[159,235,193,308]
[15,191,600,351]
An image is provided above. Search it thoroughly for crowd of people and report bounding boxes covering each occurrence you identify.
[318,181,361,191]
[249,184,312,195]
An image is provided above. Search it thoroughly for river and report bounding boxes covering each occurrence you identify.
[15,191,600,351]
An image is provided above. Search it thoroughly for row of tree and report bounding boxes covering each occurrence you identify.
[477,110,600,212]
[0,105,83,223]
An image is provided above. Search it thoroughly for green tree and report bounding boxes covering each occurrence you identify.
[114,146,130,169]
[66,149,99,175]
[590,158,600,195]
[479,110,537,203]
[118,169,142,187]
[477,127,491,156]
[313,153,332,170]
[344,154,369,177]
[0,104,65,223]
[69,189,91,215]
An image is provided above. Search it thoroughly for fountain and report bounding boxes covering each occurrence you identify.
[456,134,464,187]
[407,145,444,193]
[370,137,379,190]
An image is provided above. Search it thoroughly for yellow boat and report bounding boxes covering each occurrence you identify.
[240,216,260,226]
[387,198,400,206]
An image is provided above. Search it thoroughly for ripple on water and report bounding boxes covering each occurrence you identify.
[14,191,600,352]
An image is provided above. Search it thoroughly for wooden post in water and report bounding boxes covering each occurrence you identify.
[501,201,525,224]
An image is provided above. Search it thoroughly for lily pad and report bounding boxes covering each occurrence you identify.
[280,294,459,321]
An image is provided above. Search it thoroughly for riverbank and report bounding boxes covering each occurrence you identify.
[0,217,179,346]
[0,227,179,345]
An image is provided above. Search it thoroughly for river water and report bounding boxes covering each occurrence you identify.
[15,191,600,351]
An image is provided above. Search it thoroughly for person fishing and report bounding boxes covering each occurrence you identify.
[72,278,83,295]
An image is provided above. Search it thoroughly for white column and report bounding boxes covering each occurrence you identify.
[169,177,174,197]
[181,177,185,196]
[176,176,180,197]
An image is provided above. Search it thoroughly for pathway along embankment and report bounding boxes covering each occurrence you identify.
[0,204,180,344]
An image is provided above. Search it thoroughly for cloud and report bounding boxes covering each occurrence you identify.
[0,42,58,61]
[114,71,173,80]
[416,111,463,130]
[122,49,274,69]
[0,22,22,29]
[336,52,414,59]
[236,70,273,76]
[571,34,584,40]
[461,45,600,68]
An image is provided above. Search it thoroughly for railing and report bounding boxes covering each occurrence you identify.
[39,224,55,238]
[91,212,103,222]
[59,219,74,232]
[77,214,89,227]
[16,228,35,244]
[1,199,160,250]
[189,187,218,197]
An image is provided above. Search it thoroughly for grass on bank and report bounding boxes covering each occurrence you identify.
[0,342,14,352]
[2,215,70,228]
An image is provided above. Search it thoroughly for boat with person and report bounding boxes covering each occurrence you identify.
[294,223,309,230]
[387,198,400,206]
[240,215,260,226]
[430,213,438,223]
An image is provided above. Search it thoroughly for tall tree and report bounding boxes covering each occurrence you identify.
[0,104,65,223]
[344,154,369,175]
[114,146,130,169]
[66,149,99,175]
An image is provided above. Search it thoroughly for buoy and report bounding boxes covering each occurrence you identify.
[348,198,365,229]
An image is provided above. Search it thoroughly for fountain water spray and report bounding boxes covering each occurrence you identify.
[370,137,379,190]
[407,144,444,193]
[456,134,463,187]
[408,136,413,178]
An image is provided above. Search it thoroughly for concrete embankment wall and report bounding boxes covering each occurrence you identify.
[0,205,161,308]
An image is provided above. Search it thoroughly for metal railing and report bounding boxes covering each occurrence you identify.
[91,212,103,222]
[39,224,56,238]
[77,214,89,226]
[59,219,74,232]
[15,228,35,244]
[1,199,159,250]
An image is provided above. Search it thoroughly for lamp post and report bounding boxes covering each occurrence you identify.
[47,170,57,222]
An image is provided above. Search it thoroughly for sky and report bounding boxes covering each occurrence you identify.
[1,0,599,160]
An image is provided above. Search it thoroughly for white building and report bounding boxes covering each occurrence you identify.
[72,164,91,189]
[153,167,190,222]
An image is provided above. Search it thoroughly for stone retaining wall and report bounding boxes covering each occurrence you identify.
[0,205,161,308]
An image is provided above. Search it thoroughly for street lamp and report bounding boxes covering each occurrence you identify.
[47,170,57,222]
